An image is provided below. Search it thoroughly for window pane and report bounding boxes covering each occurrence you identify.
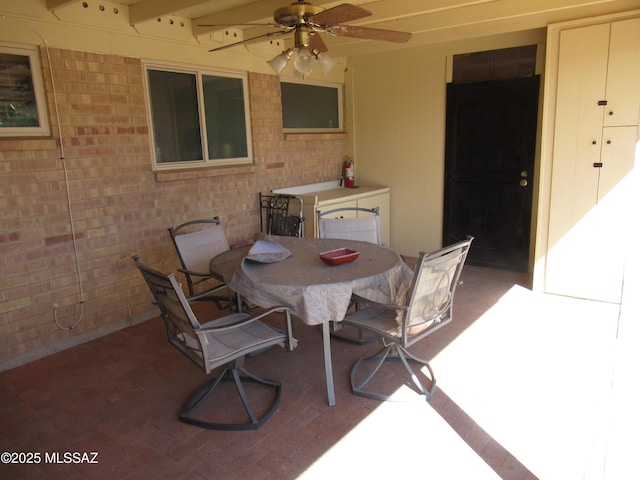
[281,82,340,129]
[147,69,202,163]
[0,53,39,128]
[203,75,248,159]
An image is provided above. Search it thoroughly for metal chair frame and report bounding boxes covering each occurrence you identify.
[343,236,473,401]
[317,206,382,345]
[168,216,232,310]
[259,193,304,237]
[317,206,381,246]
[132,256,294,430]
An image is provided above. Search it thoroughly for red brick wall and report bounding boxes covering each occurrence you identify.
[0,47,346,367]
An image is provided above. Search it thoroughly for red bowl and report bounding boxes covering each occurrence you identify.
[319,248,360,265]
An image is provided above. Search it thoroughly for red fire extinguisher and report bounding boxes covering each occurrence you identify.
[343,159,355,188]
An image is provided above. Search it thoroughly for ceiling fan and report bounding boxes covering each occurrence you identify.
[200,1,412,77]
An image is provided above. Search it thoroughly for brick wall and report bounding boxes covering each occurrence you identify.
[0,47,347,368]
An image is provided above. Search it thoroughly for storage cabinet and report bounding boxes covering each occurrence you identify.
[603,19,640,127]
[545,17,640,303]
[300,186,391,244]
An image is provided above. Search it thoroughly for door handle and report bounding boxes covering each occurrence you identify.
[520,179,528,187]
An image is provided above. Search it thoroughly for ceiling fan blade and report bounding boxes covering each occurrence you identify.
[309,32,328,53]
[198,23,279,28]
[309,3,371,27]
[208,30,290,52]
[325,25,412,43]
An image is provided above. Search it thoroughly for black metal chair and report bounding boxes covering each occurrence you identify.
[132,256,294,430]
[259,193,304,237]
[168,216,232,309]
[343,236,473,401]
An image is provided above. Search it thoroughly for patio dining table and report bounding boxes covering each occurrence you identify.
[210,234,413,406]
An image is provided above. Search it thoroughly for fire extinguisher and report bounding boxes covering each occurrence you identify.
[343,159,355,188]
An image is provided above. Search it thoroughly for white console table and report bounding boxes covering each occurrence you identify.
[273,182,390,244]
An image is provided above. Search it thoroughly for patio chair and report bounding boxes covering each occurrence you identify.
[132,256,294,430]
[259,193,304,237]
[317,206,382,245]
[343,236,473,401]
[318,206,382,345]
[168,216,232,309]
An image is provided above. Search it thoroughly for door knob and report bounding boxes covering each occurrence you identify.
[520,171,528,178]
[520,179,528,187]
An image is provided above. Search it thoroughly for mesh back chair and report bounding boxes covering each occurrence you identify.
[318,206,382,345]
[317,207,382,245]
[168,216,232,309]
[259,193,304,237]
[342,236,473,401]
[132,256,294,430]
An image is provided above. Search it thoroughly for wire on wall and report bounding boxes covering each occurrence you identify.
[2,16,86,330]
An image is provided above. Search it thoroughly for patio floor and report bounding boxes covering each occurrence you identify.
[1,263,636,479]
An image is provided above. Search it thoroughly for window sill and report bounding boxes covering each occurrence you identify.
[284,132,347,141]
[154,163,257,182]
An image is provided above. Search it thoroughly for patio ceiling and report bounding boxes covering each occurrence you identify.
[44,0,640,57]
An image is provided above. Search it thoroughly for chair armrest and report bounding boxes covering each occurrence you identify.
[351,293,408,312]
[186,284,227,302]
[195,306,292,334]
[178,267,212,278]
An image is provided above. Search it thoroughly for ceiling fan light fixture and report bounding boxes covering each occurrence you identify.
[315,52,337,76]
[267,48,295,74]
[293,47,316,77]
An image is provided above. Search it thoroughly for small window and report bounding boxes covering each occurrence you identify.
[0,43,50,137]
[144,61,252,169]
[281,80,342,132]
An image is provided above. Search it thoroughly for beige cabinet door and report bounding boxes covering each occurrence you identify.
[547,23,609,251]
[598,127,638,202]
[591,127,638,300]
[309,200,357,238]
[317,200,359,217]
[547,126,637,302]
[545,21,638,303]
[604,18,640,127]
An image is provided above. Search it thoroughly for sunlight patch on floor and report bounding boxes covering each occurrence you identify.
[431,285,619,480]
[297,397,500,479]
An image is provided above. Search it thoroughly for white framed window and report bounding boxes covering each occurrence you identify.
[281,79,343,132]
[0,43,50,137]
[143,61,252,169]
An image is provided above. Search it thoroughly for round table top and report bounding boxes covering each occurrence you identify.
[210,235,412,325]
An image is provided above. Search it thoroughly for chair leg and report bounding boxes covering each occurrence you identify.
[350,344,437,401]
[396,346,437,399]
[179,363,281,431]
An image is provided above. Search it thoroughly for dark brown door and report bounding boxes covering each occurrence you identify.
[443,76,539,272]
